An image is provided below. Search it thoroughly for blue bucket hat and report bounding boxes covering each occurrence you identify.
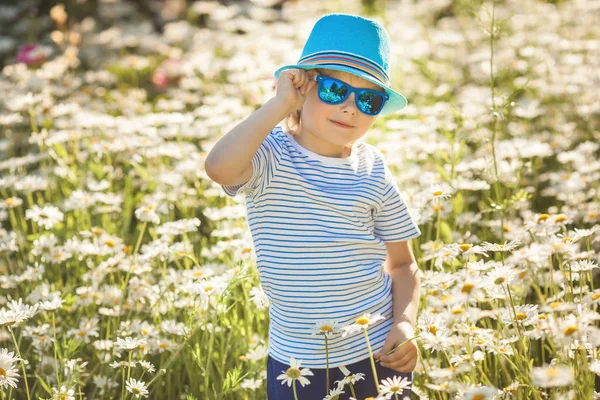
[274,13,407,115]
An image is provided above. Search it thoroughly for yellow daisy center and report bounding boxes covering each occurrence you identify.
[356,317,370,325]
[459,243,472,252]
[537,214,550,223]
[320,325,333,333]
[429,325,437,336]
[433,190,443,197]
[494,276,505,285]
[516,313,527,320]
[461,283,474,293]
[547,368,559,377]
[286,367,301,379]
[472,395,485,400]
[592,293,600,301]
[555,215,567,223]
[0,368,6,377]
[564,326,578,336]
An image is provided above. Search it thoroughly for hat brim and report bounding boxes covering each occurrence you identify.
[274,64,408,115]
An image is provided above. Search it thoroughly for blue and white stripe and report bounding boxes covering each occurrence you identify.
[222,125,421,368]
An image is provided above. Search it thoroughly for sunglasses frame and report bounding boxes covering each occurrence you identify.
[312,75,389,116]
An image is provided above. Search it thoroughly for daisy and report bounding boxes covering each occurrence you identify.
[0,309,28,328]
[483,264,517,287]
[378,375,412,399]
[481,239,521,252]
[6,298,40,320]
[134,204,160,224]
[0,348,21,389]
[428,183,454,200]
[51,385,75,400]
[311,320,341,338]
[276,357,314,387]
[531,365,574,387]
[25,204,64,229]
[245,344,268,361]
[39,293,64,311]
[126,378,149,398]
[116,336,147,351]
[323,385,345,399]
[249,286,270,310]
[335,365,365,393]
[341,313,385,337]
[462,386,498,399]
[240,378,262,390]
[138,360,155,373]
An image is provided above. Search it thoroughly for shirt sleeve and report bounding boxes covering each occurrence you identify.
[220,126,284,198]
[373,165,421,242]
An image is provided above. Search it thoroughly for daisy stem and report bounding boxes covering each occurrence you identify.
[375,335,420,363]
[349,383,356,398]
[325,335,330,396]
[127,351,132,380]
[52,311,61,386]
[133,221,148,255]
[122,366,126,399]
[362,327,380,394]
[292,379,298,400]
[435,198,441,242]
[8,327,31,400]
[395,393,399,400]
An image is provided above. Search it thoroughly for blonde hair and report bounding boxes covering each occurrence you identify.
[284,68,357,157]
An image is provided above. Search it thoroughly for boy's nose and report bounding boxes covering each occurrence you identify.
[340,92,357,114]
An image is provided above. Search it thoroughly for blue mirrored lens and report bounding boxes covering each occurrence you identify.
[318,77,385,115]
[320,78,348,103]
[357,91,384,115]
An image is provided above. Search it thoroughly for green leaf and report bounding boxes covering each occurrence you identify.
[52,143,70,161]
[35,374,54,395]
[452,191,464,215]
[439,220,452,243]
[435,164,450,183]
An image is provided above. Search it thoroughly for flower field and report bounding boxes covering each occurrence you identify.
[1,0,599,399]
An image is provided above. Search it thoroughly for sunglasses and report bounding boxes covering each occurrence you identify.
[313,75,389,116]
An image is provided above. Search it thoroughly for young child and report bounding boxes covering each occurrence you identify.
[205,13,422,400]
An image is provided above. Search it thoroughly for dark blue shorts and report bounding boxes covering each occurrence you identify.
[266,354,413,399]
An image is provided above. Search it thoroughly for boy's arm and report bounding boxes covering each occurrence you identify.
[204,97,292,186]
[384,240,420,326]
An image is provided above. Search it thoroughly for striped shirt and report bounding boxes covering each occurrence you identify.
[221,125,421,368]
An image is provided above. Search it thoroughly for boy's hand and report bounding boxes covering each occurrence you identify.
[275,68,318,113]
[373,321,418,373]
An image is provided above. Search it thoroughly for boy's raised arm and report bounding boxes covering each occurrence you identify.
[204,68,316,186]
[204,97,291,186]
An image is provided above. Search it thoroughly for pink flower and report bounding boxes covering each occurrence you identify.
[17,43,52,66]
[152,69,169,88]
[152,58,182,89]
